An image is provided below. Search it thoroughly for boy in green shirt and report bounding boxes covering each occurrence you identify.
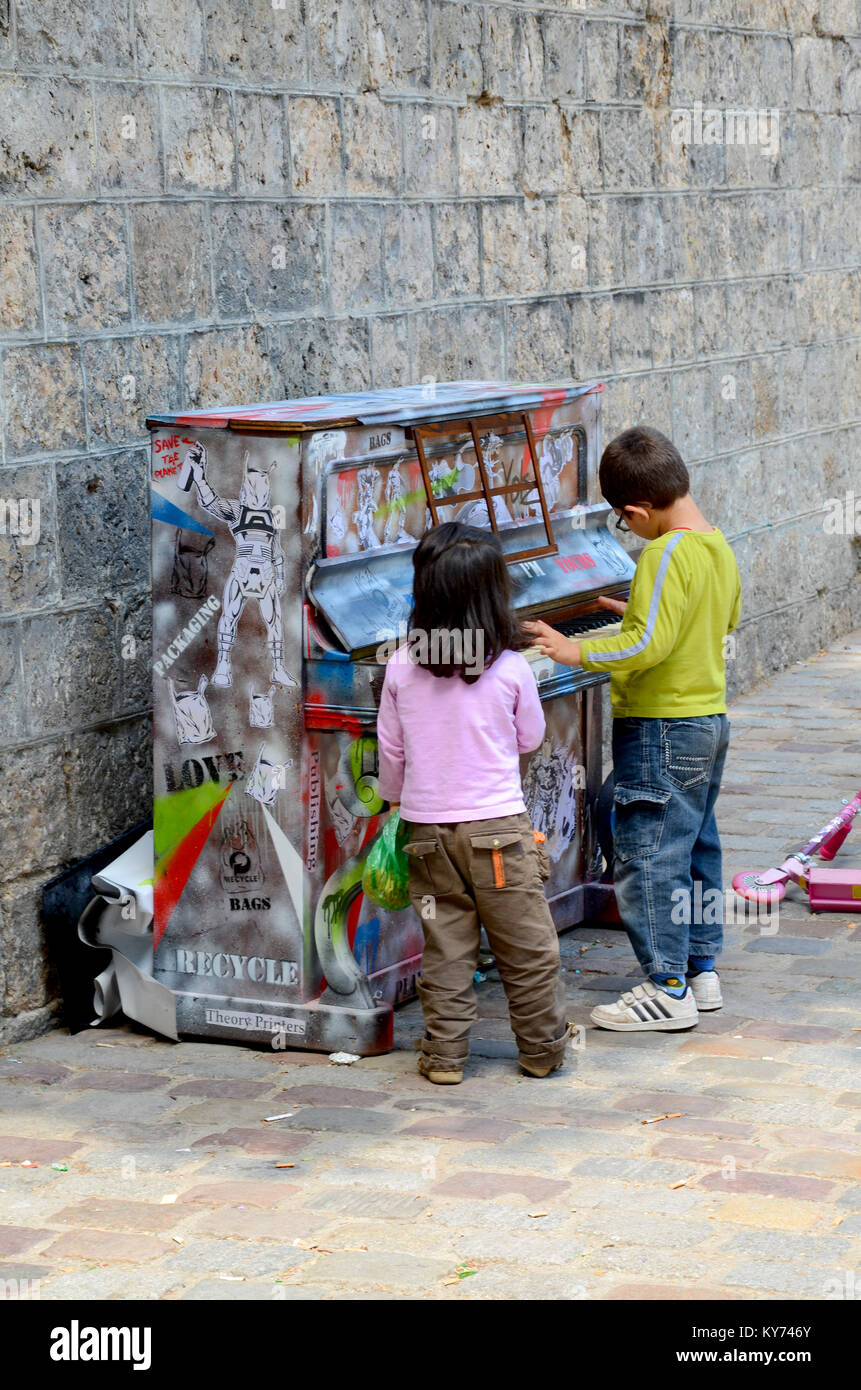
[526,426,742,1031]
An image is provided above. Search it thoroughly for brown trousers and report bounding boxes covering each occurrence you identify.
[404,812,569,1071]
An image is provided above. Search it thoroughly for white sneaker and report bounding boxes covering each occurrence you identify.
[687,969,722,1011]
[590,980,699,1032]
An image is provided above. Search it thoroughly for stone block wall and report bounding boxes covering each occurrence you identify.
[0,0,859,1036]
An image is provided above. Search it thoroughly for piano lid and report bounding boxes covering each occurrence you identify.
[307,514,635,656]
[146,380,603,432]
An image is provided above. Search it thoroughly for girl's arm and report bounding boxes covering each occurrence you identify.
[514,661,546,753]
[377,669,406,805]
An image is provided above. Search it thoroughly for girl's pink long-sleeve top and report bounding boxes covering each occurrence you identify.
[376,645,546,824]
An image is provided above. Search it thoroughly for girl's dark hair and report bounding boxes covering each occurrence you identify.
[599,426,689,510]
[410,522,527,684]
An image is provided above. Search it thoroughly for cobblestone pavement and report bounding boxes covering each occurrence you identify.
[1,634,860,1301]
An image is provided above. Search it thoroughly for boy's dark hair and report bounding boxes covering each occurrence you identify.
[599,426,690,510]
[411,521,527,683]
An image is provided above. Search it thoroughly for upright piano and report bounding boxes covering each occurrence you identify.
[147,380,635,1053]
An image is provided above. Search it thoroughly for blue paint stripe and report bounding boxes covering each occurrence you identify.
[594,531,686,663]
[152,492,214,537]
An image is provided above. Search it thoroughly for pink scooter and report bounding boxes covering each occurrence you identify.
[732,788,861,911]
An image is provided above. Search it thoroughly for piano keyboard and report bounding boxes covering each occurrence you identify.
[557,615,622,638]
[522,613,622,665]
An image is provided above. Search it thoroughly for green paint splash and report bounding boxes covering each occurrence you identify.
[154,781,231,859]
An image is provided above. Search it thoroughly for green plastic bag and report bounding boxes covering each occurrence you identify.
[362,810,411,911]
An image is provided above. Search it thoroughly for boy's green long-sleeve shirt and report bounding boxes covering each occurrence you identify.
[578,528,742,718]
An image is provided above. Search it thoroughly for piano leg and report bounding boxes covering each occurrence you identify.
[522,680,621,932]
[583,683,620,924]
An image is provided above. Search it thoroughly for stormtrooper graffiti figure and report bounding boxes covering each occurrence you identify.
[482,433,514,523]
[524,430,574,516]
[382,460,411,545]
[178,441,297,690]
[353,464,382,550]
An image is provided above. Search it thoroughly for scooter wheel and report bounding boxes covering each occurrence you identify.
[731,871,786,905]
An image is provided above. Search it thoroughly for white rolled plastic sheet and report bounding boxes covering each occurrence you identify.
[77,830,178,1041]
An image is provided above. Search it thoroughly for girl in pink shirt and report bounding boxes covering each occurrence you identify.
[377,523,570,1084]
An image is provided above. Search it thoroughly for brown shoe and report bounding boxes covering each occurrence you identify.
[417,1057,463,1085]
[519,1057,564,1079]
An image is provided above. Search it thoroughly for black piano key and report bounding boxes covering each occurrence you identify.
[555,614,621,637]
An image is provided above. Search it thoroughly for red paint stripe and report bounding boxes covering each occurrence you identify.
[361,813,381,851]
[169,415,230,428]
[304,709,369,736]
[153,785,232,949]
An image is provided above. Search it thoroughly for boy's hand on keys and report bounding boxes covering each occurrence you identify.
[597,594,627,616]
[522,619,581,667]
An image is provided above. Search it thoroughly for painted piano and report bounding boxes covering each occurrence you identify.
[146,381,635,1054]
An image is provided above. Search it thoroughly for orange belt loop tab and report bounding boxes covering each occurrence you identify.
[533,830,546,844]
[491,848,506,887]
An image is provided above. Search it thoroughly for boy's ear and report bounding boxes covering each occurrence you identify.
[625,503,652,523]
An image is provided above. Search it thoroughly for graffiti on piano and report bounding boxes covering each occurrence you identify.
[354,464,383,550]
[304,429,347,538]
[323,424,586,557]
[171,529,215,599]
[169,675,216,747]
[248,686,276,729]
[383,460,411,544]
[219,807,266,892]
[353,564,413,634]
[523,737,582,863]
[524,430,575,515]
[151,425,305,1009]
[591,523,635,575]
[245,742,293,808]
[177,441,297,692]
[453,432,515,529]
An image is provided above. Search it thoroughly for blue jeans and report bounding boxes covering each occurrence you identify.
[611,714,730,977]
